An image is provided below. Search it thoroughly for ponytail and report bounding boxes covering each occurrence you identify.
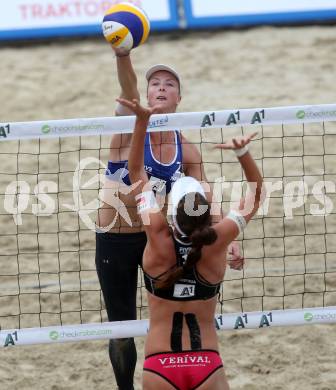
[184,226,217,270]
[154,225,217,290]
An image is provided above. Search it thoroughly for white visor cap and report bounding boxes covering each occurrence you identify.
[146,64,181,86]
[171,176,206,216]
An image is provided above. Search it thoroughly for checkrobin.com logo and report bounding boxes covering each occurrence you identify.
[40,123,105,135]
[304,312,313,322]
[49,331,59,340]
[296,110,305,119]
[296,109,336,120]
[41,125,51,134]
[48,328,114,341]
[304,312,336,322]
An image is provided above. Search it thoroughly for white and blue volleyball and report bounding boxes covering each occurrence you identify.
[102,2,150,51]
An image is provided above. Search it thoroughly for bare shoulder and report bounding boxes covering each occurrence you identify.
[146,229,176,269]
[199,241,227,274]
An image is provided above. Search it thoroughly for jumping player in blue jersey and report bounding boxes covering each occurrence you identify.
[95,49,243,390]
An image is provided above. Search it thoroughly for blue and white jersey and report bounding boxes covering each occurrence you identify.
[106,131,183,194]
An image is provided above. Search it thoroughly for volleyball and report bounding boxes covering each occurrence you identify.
[102,2,150,51]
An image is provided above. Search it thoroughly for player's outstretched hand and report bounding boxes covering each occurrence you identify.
[112,46,131,57]
[215,132,258,150]
[116,98,162,121]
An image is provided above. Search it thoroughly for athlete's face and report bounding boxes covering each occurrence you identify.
[147,71,181,113]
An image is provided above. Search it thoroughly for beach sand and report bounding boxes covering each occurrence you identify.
[1,25,336,389]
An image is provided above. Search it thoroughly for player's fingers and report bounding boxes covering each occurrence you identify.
[247,132,258,141]
[233,138,242,148]
[214,143,231,150]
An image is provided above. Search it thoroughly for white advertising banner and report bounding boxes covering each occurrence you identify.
[0,0,179,39]
[190,0,336,17]
[1,307,336,346]
[1,103,336,141]
[185,0,336,27]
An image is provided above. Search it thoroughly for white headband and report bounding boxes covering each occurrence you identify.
[171,176,206,236]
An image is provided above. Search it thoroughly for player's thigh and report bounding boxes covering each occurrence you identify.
[142,370,176,390]
[196,367,230,390]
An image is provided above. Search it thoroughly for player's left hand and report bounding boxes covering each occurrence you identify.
[227,241,244,271]
[215,132,258,151]
[116,98,162,120]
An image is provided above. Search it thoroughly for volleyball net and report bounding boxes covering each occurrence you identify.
[1,103,336,347]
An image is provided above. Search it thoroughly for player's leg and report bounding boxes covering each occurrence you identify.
[142,370,178,390]
[196,366,230,390]
[95,231,146,390]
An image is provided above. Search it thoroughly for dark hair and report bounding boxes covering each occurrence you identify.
[155,192,217,289]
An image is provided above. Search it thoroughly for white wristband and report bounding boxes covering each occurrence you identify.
[234,145,248,158]
[226,210,247,233]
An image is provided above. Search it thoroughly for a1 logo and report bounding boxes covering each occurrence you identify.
[173,283,195,298]
[0,124,10,138]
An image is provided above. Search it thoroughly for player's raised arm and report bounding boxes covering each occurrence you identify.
[116,98,158,189]
[118,97,169,238]
[215,133,265,245]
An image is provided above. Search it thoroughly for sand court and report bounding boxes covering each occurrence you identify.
[1,26,336,389]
